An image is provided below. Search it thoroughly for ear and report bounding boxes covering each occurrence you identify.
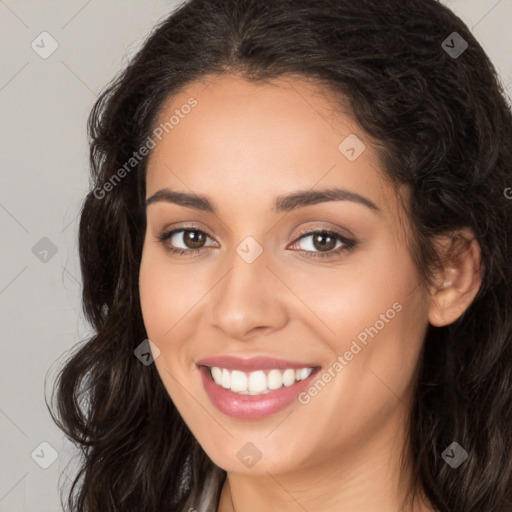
[428,227,483,327]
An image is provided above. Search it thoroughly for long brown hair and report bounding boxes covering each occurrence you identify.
[48,0,512,510]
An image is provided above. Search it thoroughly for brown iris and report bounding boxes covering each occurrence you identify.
[182,229,206,249]
[310,232,337,252]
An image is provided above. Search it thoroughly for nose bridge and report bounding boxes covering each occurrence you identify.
[210,240,287,337]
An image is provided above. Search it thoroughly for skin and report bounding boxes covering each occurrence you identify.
[138,74,482,512]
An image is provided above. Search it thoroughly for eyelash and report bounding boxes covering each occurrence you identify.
[156,226,357,260]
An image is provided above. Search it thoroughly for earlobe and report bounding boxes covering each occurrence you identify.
[427,228,483,327]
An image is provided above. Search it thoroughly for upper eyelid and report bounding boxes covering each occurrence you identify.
[289,229,353,250]
[162,225,218,244]
[293,226,351,240]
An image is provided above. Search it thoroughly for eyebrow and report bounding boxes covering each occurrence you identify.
[145,187,381,215]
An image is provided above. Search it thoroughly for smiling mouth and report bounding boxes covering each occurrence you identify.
[202,365,319,395]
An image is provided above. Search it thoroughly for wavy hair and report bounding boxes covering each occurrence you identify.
[48,0,512,510]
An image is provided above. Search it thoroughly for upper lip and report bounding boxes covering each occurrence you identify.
[196,355,320,372]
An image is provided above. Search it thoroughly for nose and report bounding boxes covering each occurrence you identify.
[210,246,289,340]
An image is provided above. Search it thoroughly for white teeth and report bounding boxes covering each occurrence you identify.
[248,370,267,393]
[211,367,222,385]
[267,369,283,390]
[221,368,231,389]
[208,365,315,395]
[298,367,313,380]
[230,370,247,392]
[282,368,296,386]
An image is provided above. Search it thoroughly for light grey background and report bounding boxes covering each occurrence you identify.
[1,1,511,510]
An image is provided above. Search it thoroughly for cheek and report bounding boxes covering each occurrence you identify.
[300,241,428,388]
[138,241,182,351]
[332,264,427,411]
[138,254,167,340]
[138,247,193,401]
[281,249,417,349]
[138,242,197,341]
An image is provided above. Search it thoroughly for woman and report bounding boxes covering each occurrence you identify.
[49,0,512,511]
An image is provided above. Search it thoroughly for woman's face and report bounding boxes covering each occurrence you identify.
[139,74,431,476]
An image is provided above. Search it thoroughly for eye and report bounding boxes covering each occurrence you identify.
[157,227,217,256]
[288,229,357,259]
[156,226,357,259]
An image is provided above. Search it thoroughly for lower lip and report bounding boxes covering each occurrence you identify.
[198,366,319,420]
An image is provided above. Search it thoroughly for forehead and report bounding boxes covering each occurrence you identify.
[145,74,401,218]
